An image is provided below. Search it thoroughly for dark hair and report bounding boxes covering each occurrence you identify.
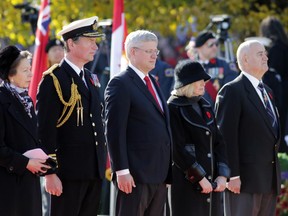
[260,16,288,46]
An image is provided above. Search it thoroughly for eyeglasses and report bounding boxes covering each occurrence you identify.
[133,47,160,56]
[207,41,219,48]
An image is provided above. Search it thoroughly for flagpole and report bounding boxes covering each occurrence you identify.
[109,0,127,215]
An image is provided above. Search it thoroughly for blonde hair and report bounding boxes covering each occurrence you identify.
[172,83,195,98]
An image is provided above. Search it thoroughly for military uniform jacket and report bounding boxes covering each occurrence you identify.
[0,85,42,216]
[215,73,281,194]
[167,95,229,182]
[36,60,106,180]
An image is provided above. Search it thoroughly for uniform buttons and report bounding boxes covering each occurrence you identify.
[105,142,107,146]
[95,141,98,146]
[92,123,95,127]
[206,131,210,136]
[94,132,97,136]
[90,113,93,118]
[207,198,210,203]
[272,161,275,164]
[208,175,212,180]
[207,153,211,158]
[9,166,13,171]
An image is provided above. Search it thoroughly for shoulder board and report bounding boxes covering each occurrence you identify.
[42,64,59,77]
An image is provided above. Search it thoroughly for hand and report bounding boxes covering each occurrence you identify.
[45,174,63,196]
[199,177,213,194]
[214,176,227,192]
[26,158,50,175]
[117,173,136,194]
[226,177,241,194]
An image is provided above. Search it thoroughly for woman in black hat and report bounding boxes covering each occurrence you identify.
[167,59,230,216]
[0,45,50,216]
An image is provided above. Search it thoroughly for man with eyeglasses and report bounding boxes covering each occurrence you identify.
[190,30,238,105]
[105,30,172,216]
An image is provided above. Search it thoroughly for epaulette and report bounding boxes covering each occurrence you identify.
[42,64,59,77]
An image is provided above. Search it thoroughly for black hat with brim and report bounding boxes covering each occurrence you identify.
[0,45,20,80]
[174,59,210,89]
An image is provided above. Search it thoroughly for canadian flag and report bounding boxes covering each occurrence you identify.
[28,0,51,104]
[110,0,127,78]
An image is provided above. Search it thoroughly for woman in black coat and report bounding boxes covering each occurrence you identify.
[168,60,230,216]
[0,46,50,216]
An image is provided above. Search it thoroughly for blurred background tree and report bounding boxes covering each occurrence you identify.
[0,0,287,48]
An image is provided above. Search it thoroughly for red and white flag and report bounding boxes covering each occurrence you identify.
[29,0,51,104]
[110,0,127,78]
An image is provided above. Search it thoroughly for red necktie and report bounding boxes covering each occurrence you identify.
[144,76,162,110]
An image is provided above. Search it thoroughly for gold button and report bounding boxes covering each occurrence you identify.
[95,141,98,146]
[90,114,93,117]
[92,123,95,127]
[94,132,97,136]
[206,131,210,136]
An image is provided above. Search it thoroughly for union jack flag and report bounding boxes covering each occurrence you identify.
[29,0,51,104]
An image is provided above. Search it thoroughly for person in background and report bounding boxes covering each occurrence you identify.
[190,30,238,105]
[37,16,107,216]
[0,45,50,216]
[260,16,288,153]
[105,29,172,216]
[45,38,64,68]
[150,58,174,100]
[215,40,281,216]
[168,59,230,216]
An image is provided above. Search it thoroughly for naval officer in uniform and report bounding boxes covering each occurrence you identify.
[36,16,106,216]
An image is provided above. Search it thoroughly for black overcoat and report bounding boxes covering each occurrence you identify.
[0,85,42,216]
[168,95,229,216]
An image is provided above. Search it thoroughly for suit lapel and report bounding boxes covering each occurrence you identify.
[242,75,278,138]
[128,67,164,115]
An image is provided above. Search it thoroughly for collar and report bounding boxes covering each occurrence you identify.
[128,63,147,83]
[241,71,262,89]
[64,57,84,76]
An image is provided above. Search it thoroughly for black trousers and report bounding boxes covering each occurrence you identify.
[115,182,168,216]
[224,190,277,216]
[50,178,102,216]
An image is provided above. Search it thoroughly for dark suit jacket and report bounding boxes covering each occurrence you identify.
[105,66,172,184]
[0,85,42,216]
[37,60,106,180]
[215,73,281,194]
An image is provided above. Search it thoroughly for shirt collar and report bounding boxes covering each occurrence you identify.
[128,63,147,82]
[64,57,84,76]
[241,71,262,89]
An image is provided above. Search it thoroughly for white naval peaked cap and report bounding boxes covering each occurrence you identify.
[57,16,103,41]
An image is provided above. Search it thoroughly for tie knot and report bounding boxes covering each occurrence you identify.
[258,82,264,91]
[79,70,84,79]
[144,76,150,83]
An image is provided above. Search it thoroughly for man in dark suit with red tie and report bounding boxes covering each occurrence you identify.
[105,30,172,216]
[215,40,281,216]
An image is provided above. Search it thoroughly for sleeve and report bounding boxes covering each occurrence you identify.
[36,74,62,156]
[168,104,206,182]
[104,77,131,172]
[215,84,241,177]
[0,104,29,175]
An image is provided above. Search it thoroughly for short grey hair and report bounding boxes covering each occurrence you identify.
[236,40,259,71]
[124,30,158,60]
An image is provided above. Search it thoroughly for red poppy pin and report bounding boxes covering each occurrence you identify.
[209,58,216,64]
[268,92,273,100]
[206,111,211,119]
